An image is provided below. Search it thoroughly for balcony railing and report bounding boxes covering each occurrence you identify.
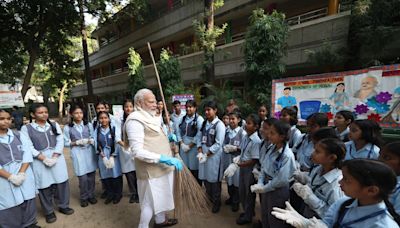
[286,8,328,26]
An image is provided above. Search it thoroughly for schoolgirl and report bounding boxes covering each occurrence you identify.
[333,110,354,142]
[280,106,302,149]
[63,105,97,207]
[221,110,244,212]
[94,111,124,204]
[0,109,40,228]
[250,120,296,228]
[272,159,400,228]
[293,113,328,172]
[177,100,204,184]
[225,114,261,225]
[119,99,139,203]
[379,142,400,213]
[292,138,345,218]
[197,101,226,213]
[345,119,382,160]
[21,104,74,223]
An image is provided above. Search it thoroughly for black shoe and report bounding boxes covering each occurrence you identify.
[45,213,57,224]
[134,194,139,203]
[225,198,232,205]
[154,218,178,227]
[88,197,98,204]
[100,191,107,199]
[104,197,113,205]
[58,207,74,215]
[236,216,252,225]
[212,204,220,213]
[80,200,89,208]
[253,220,262,228]
[113,196,122,204]
[129,194,135,204]
[232,203,239,212]
[26,223,41,228]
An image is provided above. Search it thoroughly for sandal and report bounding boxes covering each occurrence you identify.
[154,218,178,227]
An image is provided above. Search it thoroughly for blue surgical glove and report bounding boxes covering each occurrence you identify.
[168,133,178,143]
[159,154,183,171]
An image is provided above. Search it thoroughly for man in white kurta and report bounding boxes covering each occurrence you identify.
[124,89,183,228]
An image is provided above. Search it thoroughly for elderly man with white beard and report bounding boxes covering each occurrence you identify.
[123,88,183,228]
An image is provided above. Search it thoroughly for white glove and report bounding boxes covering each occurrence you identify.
[293,170,310,185]
[180,143,191,153]
[88,138,95,145]
[224,163,239,178]
[252,167,261,180]
[223,145,237,153]
[8,173,25,186]
[102,157,110,169]
[108,156,115,169]
[43,157,57,167]
[197,153,207,164]
[250,183,266,193]
[82,138,90,145]
[292,183,313,200]
[232,155,240,164]
[75,139,85,145]
[271,201,315,228]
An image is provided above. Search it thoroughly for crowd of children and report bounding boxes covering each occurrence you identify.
[1,99,400,228]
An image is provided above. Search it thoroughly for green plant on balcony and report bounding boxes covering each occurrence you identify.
[244,9,289,105]
[305,41,347,72]
[127,47,146,96]
[157,48,184,102]
[193,0,227,84]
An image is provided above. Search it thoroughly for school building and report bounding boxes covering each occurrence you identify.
[70,0,353,103]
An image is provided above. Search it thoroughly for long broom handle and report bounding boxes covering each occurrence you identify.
[147,42,178,220]
[147,42,171,128]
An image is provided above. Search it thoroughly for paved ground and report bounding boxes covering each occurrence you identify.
[35,149,260,227]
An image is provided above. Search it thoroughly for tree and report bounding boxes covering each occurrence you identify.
[78,0,149,98]
[0,0,80,98]
[127,47,146,96]
[244,9,289,105]
[348,0,400,67]
[193,0,227,84]
[157,48,184,102]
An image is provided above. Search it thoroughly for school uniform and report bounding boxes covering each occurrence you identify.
[119,119,138,201]
[21,121,71,216]
[323,198,399,228]
[288,125,302,149]
[258,144,296,228]
[292,134,314,171]
[390,176,400,214]
[177,113,204,181]
[0,129,38,228]
[258,142,273,228]
[220,126,245,207]
[171,111,185,134]
[94,126,123,201]
[335,127,350,142]
[198,117,226,208]
[238,132,261,221]
[63,122,97,202]
[344,141,380,160]
[303,165,344,218]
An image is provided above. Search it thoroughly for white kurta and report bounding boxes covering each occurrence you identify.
[126,119,174,215]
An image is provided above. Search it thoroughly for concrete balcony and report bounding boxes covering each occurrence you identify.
[71,11,350,98]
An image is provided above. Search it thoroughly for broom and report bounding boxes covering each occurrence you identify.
[146,42,212,218]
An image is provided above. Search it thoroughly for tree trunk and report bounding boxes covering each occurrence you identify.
[21,48,39,99]
[58,82,68,118]
[204,0,215,95]
[78,0,94,98]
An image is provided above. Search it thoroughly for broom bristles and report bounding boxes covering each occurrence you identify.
[173,154,212,218]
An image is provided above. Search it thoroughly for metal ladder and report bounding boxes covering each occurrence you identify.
[87,103,96,122]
